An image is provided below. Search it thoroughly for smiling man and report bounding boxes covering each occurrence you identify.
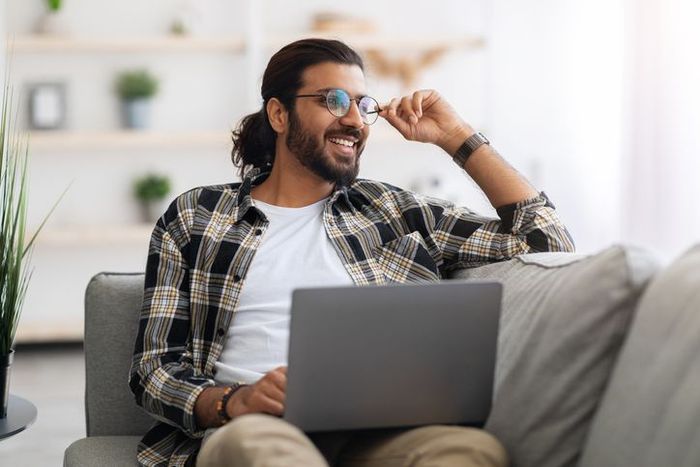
[129,39,574,467]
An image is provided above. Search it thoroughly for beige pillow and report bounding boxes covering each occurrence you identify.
[452,246,657,467]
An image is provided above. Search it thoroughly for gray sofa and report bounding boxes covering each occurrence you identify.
[64,244,700,466]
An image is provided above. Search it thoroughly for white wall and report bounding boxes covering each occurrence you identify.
[487,0,625,253]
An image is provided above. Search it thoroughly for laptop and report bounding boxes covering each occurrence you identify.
[283,280,502,433]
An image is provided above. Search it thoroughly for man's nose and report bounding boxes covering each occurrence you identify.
[339,100,364,128]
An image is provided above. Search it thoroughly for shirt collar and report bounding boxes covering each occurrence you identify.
[233,165,355,224]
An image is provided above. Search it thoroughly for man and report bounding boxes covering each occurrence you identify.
[130,38,574,467]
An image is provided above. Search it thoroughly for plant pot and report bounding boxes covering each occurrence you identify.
[35,11,71,36]
[121,98,152,130]
[0,350,14,419]
[139,201,162,223]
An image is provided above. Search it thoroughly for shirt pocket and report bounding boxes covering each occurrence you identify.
[373,231,440,283]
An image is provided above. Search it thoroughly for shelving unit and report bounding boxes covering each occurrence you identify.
[32,224,154,247]
[29,130,232,150]
[12,35,246,53]
[3,0,488,343]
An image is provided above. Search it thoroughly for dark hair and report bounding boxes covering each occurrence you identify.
[231,38,364,178]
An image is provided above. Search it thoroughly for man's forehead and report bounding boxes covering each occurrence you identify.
[299,62,367,94]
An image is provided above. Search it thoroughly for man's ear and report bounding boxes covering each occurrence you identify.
[266,98,288,134]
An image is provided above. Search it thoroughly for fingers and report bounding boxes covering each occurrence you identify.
[379,90,431,129]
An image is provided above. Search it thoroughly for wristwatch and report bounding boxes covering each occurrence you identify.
[452,132,490,167]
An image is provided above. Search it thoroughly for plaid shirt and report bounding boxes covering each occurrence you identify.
[129,166,574,466]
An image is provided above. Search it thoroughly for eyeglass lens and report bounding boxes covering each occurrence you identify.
[326,89,379,125]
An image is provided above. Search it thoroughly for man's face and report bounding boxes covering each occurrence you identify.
[285,62,370,187]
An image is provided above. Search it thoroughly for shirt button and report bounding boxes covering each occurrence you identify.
[255,229,263,236]
[217,328,225,337]
[233,275,241,283]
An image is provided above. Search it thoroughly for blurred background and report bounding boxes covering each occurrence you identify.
[1,0,699,463]
[2,0,699,345]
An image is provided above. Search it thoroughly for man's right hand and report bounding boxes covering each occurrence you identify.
[227,366,287,418]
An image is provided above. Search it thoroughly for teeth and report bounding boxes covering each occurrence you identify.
[329,138,355,147]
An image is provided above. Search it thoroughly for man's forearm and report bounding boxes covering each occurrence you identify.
[439,126,539,208]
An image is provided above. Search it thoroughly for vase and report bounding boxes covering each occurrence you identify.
[121,99,152,130]
[0,350,14,418]
[139,201,162,224]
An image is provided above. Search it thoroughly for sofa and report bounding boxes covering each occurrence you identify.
[63,244,700,466]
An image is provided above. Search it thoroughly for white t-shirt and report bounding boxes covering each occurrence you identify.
[213,197,354,385]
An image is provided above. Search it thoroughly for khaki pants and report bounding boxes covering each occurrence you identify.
[197,414,508,467]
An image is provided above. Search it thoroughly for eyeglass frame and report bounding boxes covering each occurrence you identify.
[294,88,382,125]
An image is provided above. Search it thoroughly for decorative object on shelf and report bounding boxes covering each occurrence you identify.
[115,70,159,130]
[27,82,66,130]
[134,173,171,223]
[35,0,71,36]
[311,12,377,34]
[1,65,63,418]
[170,0,203,36]
[365,48,447,90]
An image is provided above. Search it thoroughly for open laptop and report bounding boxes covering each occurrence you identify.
[283,280,502,433]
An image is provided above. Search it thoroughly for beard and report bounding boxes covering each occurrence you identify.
[286,110,364,187]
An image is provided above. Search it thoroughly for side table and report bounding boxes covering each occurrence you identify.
[0,395,38,440]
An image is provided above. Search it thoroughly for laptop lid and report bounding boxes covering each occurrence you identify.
[283,280,501,432]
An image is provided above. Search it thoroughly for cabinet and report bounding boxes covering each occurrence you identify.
[2,0,486,342]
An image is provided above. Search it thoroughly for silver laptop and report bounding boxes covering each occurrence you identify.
[283,280,502,433]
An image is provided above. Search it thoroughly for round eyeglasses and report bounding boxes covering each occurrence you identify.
[295,88,381,125]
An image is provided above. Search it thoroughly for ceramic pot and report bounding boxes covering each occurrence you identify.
[0,350,14,418]
[121,99,152,130]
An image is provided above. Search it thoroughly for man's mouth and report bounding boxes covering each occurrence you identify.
[328,137,357,148]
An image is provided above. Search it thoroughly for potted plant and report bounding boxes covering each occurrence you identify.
[115,70,159,130]
[1,71,62,418]
[134,173,171,223]
[36,0,70,36]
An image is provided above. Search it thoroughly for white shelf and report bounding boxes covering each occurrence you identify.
[28,130,231,150]
[267,33,485,52]
[33,224,154,247]
[11,35,246,53]
[10,34,483,54]
[15,322,83,343]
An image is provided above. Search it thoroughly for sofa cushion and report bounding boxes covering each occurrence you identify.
[579,245,700,467]
[63,436,141,466]
[84,272,154,437]
[452,246,657,467]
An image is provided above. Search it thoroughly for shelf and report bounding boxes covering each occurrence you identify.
[28,130,231,150]
[15,322,83,343]
[267,33,485,52]
[11,35,246,53]
[33,224,154,247]
[10,34,483,54]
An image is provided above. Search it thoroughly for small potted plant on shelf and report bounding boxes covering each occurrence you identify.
[134,173,171,223]
[1,67,63,418]
[36,0,71,36]
[115,70,159,130]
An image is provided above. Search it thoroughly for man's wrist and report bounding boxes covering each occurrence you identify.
[438,125,475,157]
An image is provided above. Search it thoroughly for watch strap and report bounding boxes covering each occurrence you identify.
[453,132,490,167]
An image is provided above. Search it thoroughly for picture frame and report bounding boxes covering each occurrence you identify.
[27,82,66,130]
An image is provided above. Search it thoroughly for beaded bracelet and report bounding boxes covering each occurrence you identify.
[216,382,245,425]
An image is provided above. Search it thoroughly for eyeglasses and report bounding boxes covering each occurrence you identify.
[295,88,381,125]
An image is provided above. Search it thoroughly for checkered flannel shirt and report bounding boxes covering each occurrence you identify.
[129,166,574,466]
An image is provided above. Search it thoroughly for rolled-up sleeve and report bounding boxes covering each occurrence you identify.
[129,193,214,438]
[426,192,575,272]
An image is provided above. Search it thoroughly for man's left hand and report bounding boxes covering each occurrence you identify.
[378,89,473,155]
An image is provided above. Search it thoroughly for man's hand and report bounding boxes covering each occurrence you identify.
[378,89,473,155]
[227,366,287,418]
